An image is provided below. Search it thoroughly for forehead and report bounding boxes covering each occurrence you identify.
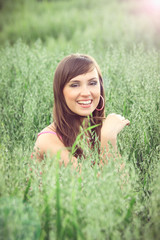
[69,68,99,81]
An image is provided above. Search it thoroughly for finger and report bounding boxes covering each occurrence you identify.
[120,116,125,121]
[109,113,116,116]
[123,119,130,126]
[117,114,125,120]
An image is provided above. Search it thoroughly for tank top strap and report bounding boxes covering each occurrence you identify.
[37,131,57,137]
[37,131,62,141]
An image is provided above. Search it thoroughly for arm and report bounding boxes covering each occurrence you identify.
[100,113,130,162]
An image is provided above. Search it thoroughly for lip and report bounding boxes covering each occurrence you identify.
[77,99,92,102]
[77,99,93,108]
[77,99,92,101]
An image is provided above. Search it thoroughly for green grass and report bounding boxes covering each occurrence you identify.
[0,0,160,239]
[0,39,159,240]
[0,0,160,50]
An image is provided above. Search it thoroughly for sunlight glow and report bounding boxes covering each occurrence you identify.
[152,0,160,7]
[144,0,160,14]
[150,0,160,8]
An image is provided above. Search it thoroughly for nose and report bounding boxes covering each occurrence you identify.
[80,85,91,96]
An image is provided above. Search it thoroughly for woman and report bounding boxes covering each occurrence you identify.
[34,54,130,168]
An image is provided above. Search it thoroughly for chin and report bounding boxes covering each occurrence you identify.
[70,107,95,117]
[77,111,94,117]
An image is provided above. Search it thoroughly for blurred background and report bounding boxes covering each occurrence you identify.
[0,2,160,239]
[0,0,160,51]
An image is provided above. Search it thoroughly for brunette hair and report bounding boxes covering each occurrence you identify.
[53,54,105,158]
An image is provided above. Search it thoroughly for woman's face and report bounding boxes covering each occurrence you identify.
[63,68,101,116]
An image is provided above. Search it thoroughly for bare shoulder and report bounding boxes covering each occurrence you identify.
[34,124,64,159]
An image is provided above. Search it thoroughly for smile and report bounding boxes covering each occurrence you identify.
[77,100,92,105]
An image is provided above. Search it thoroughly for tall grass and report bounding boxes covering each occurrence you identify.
[0,0,160,50]
[0,0,160,239]
[0,39,159,239]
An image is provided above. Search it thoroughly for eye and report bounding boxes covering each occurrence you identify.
[89,80,98,86]
[70,83,79,88]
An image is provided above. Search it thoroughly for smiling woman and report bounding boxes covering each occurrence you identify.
[63,68,101,116]
[33,54,130,169]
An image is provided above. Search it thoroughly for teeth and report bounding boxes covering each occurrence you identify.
[78,100,92,105]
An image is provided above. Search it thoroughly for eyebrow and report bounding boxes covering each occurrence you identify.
[69,77,98,82]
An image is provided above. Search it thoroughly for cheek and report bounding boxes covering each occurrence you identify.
[94,86,101,96]
[63,88,76,104]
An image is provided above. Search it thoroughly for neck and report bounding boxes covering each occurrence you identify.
[80,117,91,129]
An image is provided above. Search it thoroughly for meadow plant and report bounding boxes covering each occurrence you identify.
[0,39,159,239]
[0,0,160,50]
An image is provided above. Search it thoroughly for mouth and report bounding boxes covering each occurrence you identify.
[77,100,92,106]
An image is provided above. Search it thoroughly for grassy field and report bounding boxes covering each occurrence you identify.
[0,0,160,239]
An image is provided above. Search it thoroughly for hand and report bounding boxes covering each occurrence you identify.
[101,113,130,140]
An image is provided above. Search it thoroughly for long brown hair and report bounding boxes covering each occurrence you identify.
[53,54,105,158]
